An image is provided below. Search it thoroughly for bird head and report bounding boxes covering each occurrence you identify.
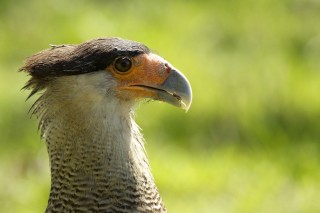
[21,38,192,113]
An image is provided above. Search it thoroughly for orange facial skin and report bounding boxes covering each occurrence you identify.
[107,53,173,101]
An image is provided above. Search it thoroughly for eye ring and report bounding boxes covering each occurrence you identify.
[114,57,132,73]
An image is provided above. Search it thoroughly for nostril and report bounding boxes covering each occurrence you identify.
[164,63,171,74]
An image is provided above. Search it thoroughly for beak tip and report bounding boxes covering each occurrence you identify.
[181,91,192,112]
[180,77,192,112]
[185,101,192,112]
[160,68,192,112]
[183,105,191,112]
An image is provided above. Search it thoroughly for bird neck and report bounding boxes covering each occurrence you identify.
[39,96,166,212]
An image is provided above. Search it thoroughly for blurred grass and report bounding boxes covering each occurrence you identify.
[1,0,320,212]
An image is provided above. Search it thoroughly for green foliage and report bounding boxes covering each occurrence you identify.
[0,0,320,212]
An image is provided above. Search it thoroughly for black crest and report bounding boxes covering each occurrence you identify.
[20,37,150,98]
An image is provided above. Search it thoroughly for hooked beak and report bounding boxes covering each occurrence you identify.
[151,68,192,111]
[114,53,192,111]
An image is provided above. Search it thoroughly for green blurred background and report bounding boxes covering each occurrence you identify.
[1,0,320,212]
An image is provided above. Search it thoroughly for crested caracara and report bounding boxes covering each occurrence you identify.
[21,37,192,213]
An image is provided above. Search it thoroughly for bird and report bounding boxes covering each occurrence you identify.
[21,37,192,213]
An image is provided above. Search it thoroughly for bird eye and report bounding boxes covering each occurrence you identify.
[114,57,132,73]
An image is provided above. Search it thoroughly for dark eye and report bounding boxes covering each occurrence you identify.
[114,57,132,73]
